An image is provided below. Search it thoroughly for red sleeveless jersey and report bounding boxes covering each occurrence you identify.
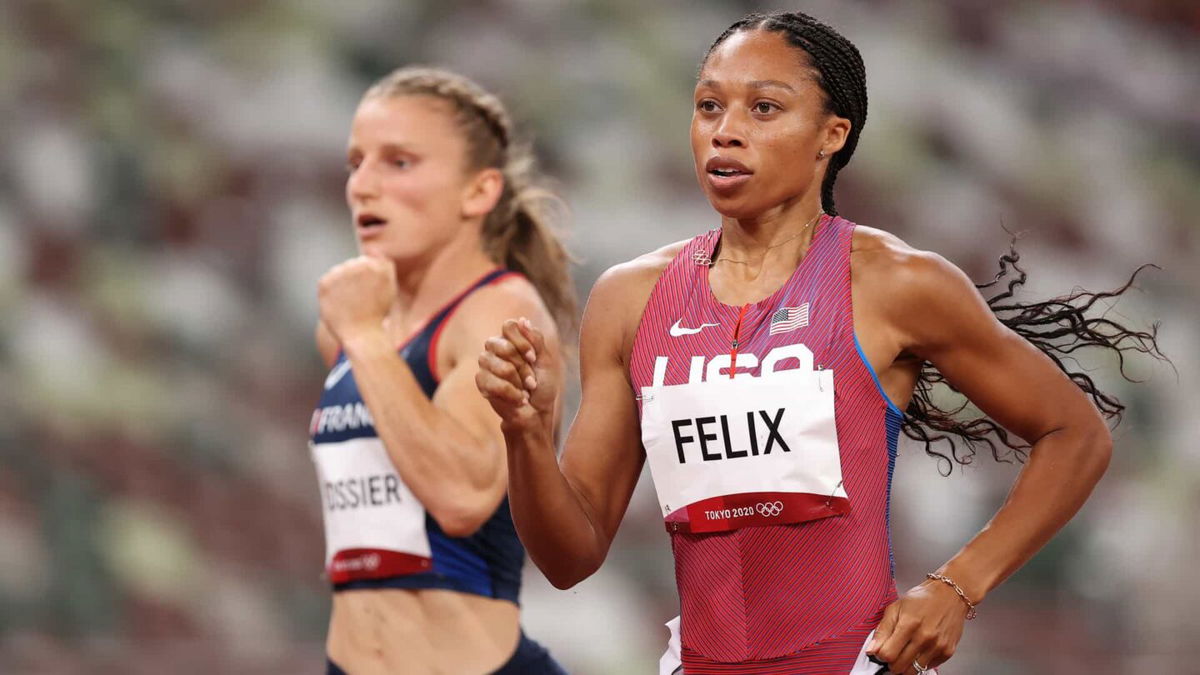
[629,216,904,673]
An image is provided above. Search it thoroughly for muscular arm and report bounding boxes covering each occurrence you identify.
[482,253,671,589]
[889,252,1112,602]
[332,281,555,537]
[859,237,1113,669]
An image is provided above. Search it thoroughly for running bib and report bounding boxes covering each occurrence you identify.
[311,437,432,583]
[640,367,849,533]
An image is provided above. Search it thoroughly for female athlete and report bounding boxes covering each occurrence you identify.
[311,67,572,674]
[476,11,1161,675]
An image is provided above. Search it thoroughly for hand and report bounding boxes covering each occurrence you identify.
[866,579,968,674]
[317,256,397,343]
[476,318,558,435]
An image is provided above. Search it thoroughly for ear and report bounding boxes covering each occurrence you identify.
[461,167,505,220]
[820,115,852,158]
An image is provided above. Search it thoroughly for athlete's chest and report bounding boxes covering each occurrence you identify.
[638,290,843,389]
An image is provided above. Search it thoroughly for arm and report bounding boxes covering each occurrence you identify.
[477,261,657,589]
[867,250,1112,671]
[320,256,552,537]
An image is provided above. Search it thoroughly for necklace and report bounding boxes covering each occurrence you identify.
[711,211,825,266]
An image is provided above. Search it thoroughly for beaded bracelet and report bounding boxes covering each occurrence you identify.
[926,572,978,620]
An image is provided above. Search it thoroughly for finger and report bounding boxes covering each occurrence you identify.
[484,336,535,390]
[891,627,937,675]
[500,320,538,389]
[475,367,528,407]
[873,614,917,666]
[478,350,527,393]
[516,317,547,362]
[892,642,925,675]
[867,603,899,655]
[925,630,959,669]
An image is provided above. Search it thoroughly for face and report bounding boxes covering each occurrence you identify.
[691,29,849,219]
[345,95,481,261]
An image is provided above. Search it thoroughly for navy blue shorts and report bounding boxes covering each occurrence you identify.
[327,631,565,674]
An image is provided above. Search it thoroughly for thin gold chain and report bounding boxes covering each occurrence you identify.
[712,211,825,266]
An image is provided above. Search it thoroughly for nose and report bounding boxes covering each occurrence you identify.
[712,111,746,149]
[346,161,381,205]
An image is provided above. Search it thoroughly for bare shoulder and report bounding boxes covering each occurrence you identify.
[453,273,559,346]
[585,238,691,361]
[850,224,971,301]
[588,237,686,314]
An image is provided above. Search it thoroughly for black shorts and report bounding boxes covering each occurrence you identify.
[327,631,566,674]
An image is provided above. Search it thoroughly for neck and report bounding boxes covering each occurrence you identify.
[716,194,825,270]
[387,224,497,336]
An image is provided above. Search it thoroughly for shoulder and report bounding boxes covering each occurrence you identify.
[851,224,974,300]
[589,238,690,311]
[850,224,993,347]
[583,237,692,361]
[445,272,560,357]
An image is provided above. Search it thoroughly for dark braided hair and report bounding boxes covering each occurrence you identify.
[706,13,1169,471]
[704,11,867,216]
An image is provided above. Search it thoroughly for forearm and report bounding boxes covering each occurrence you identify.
[503,424,611,589]
[343,329,493,520]
[938,423,1112,603]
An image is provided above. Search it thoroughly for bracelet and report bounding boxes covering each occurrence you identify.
[926,572,978,620]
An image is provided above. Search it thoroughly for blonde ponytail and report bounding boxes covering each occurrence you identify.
[365,66,578,337]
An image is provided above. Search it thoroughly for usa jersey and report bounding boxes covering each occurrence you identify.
[630,216,904,672]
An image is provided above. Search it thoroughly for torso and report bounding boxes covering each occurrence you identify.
[312,269,525,674]
[624,216,920,669]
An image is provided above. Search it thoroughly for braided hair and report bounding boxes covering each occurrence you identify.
[704,12,867,217]
[705,13,1167,471]
[365,67,577,338]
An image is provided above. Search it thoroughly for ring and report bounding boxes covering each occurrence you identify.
[913,661,929,674]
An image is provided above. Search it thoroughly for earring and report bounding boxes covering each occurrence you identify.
[818,149,826,159]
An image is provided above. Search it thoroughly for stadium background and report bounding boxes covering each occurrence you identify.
[1,0,1197,673]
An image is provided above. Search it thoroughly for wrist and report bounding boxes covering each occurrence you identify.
[340,325,391,359]
[937,554,996,604]
[502,417,553,451]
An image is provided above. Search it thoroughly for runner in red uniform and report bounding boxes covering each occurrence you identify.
[476,11,1158,675]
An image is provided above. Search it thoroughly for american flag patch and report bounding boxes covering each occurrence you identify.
[769,303,809,334]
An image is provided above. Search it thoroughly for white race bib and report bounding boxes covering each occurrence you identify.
[311,437,432,583]
[640,367,848,533]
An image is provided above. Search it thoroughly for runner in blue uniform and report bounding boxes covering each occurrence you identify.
[311,66,574,674]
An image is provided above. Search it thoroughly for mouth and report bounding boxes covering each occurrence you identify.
[704,156,753,191]
[356,213,387,231]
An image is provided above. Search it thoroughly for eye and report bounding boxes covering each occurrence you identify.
[387,154,417,170]
[696,99,721,113]
[345,158,361,173]
[752,101,780,114]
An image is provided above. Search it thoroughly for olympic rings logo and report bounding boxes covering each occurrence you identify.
[755,501,784,517]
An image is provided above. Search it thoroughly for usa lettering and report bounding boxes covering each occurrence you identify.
[671,408,791,464]
[652,343,815,386]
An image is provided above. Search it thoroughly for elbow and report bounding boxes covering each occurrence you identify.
[1085,424,1113,482]
[429,499,493,538]
[539,554,602,590]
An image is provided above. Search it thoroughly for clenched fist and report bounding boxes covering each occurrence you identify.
[476,318,559,436]
[317,256,397,343]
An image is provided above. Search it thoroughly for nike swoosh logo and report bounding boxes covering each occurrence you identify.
[669,319,720,337]
[324,359,353,390]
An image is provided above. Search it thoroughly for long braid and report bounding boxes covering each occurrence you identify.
[703,13,1168,470]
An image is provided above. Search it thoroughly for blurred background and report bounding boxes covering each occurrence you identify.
[1,0,1197,673]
